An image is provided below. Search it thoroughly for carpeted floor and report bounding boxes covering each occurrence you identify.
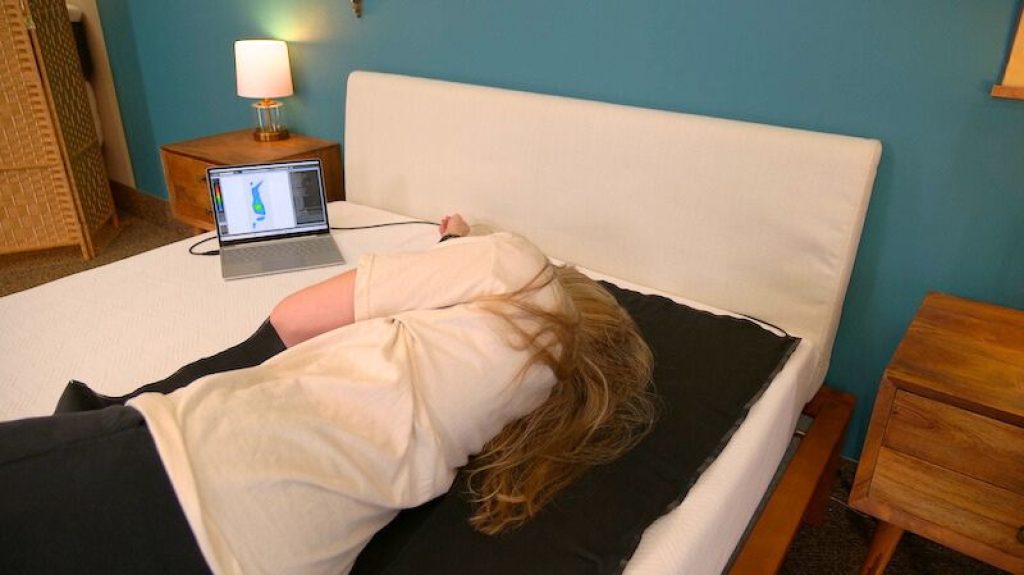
[0,213,194,297]
[0,202,1009,575]
[780,463,1006,575]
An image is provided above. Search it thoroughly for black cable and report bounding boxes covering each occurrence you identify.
[329,220,437,231]
[188,235,219,256]
[188,220,439,257]
[744,314,793,339]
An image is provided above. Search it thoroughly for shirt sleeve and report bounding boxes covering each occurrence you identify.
[353,232,550,322]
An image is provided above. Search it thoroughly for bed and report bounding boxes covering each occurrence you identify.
[0,71,882,574]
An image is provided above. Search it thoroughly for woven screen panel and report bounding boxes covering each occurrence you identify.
[27,0,113,237]
[0,0,77,252]
[0,168,78,250]
[0,0,54,168]
[28,0,94,157]
[69,143,112,231]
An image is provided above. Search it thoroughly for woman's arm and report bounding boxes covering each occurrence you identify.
[269,213,471,348]
[269,269,357,348]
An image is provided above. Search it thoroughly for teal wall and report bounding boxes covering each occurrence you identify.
[98,0,1024,458]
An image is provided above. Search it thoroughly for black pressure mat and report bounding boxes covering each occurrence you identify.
[352,282,799,575]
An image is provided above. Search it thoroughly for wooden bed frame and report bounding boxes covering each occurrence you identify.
[730,385,855,573]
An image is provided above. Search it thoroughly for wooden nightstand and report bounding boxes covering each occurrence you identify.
[849,292,1024,574]
[160,129,344,231]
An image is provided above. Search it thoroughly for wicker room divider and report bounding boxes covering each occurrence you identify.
[1,0,116,259]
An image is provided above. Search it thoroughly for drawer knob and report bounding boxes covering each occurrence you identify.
[1018,526,1024,544]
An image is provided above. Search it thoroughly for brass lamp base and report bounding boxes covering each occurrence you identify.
[252,98,289,142]
[253,128,289,142]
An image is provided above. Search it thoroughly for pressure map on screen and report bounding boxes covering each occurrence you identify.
[219,170,297,234]
[250,180,267,227]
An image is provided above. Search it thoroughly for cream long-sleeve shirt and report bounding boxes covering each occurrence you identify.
[129,232,563,575]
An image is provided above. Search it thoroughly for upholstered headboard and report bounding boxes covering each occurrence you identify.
[344,71,881,389]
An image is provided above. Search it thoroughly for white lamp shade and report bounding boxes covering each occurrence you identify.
[235,39,294,99]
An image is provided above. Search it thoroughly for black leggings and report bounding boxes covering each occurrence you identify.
[0,320,286,574]
[53,319,288,413]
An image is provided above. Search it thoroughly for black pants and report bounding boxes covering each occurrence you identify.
[0,320,286,574]
[53,319,288,413]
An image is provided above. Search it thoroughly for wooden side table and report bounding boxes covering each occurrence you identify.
[160,130,344,231]
[849,292,1024,574]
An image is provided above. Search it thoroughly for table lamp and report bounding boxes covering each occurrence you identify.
[235,39,294,141]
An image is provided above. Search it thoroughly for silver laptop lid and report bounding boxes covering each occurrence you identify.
[207,159,331,247]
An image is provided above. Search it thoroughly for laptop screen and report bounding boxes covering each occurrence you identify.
[208,160,330,245]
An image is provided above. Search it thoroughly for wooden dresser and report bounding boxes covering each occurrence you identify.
[160,130,343,231]
[849,292,1024,574]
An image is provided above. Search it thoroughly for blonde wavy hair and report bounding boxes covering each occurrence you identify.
[466,264,656,535]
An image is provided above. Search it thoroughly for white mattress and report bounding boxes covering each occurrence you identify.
[0,201,816,575]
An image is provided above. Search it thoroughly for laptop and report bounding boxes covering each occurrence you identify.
[207,159,345,280]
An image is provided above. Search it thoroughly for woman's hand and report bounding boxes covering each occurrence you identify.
[439,214,470,238]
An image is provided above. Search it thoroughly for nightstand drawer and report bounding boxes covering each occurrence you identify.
[161,151,214,228]
[884,391,1024,494]
[851,293,1024,573]
[873,448,1024,561]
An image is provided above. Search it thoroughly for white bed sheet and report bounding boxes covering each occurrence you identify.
[0,202,424,419]
[0,200,817,575]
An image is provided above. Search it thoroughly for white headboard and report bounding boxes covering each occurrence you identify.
[344,71,881,386]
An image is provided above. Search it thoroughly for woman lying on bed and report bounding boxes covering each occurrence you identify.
[0,215,655,575]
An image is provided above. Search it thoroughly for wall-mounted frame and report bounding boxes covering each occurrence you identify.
[992,7,1024,100]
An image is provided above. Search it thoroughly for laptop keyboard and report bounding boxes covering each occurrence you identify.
[230,236,339,263]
